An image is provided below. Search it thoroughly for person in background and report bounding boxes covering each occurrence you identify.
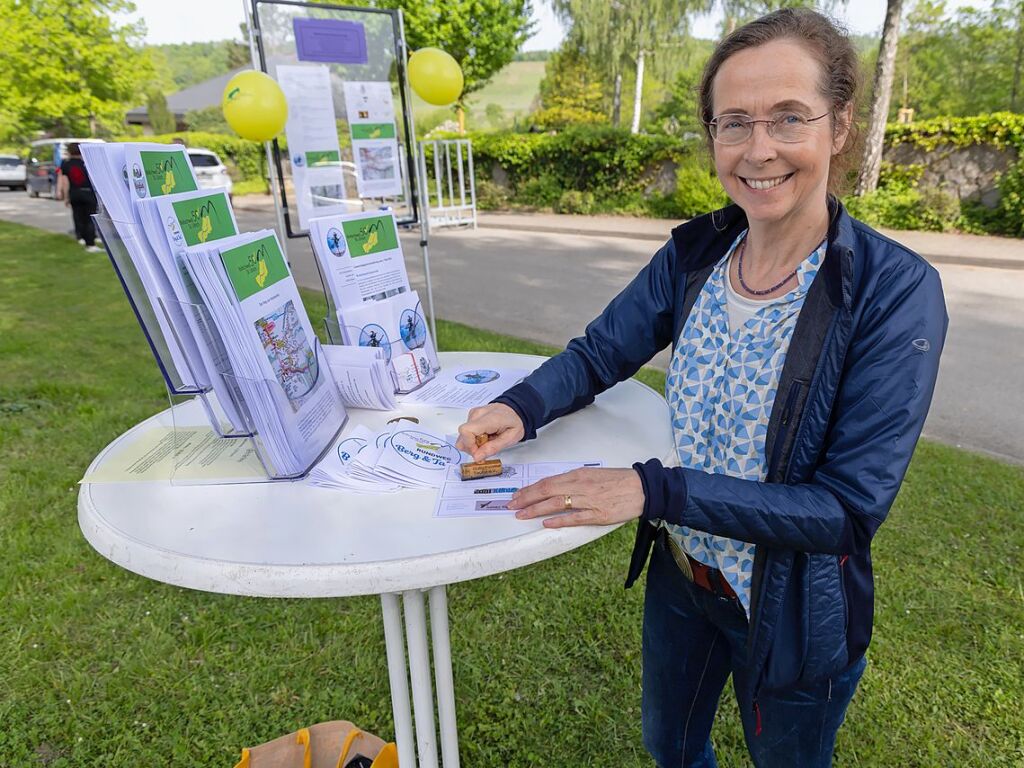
[57,142,101,253]
[457,8,947,767]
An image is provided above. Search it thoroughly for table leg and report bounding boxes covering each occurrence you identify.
[429,586,460,768]
[380,593,417,768]
[403,589,440,768]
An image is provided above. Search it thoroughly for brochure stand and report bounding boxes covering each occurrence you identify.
[94,214,347,483]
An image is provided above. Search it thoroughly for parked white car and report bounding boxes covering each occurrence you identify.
[0,154,27,190]
[188,149,233,197]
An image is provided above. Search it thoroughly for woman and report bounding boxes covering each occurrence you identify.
[456,9,947,768]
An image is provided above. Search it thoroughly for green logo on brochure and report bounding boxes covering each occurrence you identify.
[305,150,341,166]
[139,150,198,196]
[341,215,398,257]
[221,235,289,301]
[171,193,237,246]
[351,123,396,140]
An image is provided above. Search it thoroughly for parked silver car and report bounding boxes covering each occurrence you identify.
[0,154,27,190]
[188,149,234,198]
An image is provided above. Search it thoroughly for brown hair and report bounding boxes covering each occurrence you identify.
[697,8,861,194]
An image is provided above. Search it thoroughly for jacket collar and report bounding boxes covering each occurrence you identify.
[671,197,855,311]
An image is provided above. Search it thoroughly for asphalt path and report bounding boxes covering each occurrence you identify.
[2,188,1021,465]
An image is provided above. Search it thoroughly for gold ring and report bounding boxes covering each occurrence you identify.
[563,495,573,510]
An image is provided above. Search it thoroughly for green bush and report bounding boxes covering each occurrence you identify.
[554,189,597,214]
[470,125,700,215]
[528,106,607,131]
[886,112,1024,152]
[517,174,564,208]
[845,180,960,233]
[654,156,729,219]
[960,160,1024,236]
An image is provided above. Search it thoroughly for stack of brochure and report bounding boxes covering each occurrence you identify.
[182,230,347,477]
[308,424,469,492]
[322,345,397,410]
[308,211,438,393]
[83,141,348,479]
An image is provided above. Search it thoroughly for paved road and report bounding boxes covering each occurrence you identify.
[2,188,1021,465]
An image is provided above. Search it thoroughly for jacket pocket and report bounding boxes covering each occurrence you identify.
[801,553,850,683]
[762,553,850,692]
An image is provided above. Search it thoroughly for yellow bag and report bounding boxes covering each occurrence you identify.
[233,720,398,768]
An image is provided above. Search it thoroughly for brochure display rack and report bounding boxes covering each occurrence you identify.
[95,214,347,483]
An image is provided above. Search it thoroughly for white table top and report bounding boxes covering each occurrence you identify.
[79,352,673,598]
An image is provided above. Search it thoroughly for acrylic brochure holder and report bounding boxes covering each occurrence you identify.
[94,213,347,484]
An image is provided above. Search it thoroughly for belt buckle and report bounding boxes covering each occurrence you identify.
[665,534,694,582]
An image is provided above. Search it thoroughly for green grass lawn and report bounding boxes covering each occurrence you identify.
[1,221,1023,766]
[412,59,546,132]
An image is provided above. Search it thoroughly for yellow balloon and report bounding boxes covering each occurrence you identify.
[408,48,464,106]
[222,70,288,142]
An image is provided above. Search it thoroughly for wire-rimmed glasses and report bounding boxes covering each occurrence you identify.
[706,111,831,145]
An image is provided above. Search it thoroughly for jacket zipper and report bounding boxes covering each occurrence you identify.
[750,381,805,738]
[839,554,850,635]
[765,381,803,482]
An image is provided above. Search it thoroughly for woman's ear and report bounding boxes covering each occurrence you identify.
[832,102,854,154]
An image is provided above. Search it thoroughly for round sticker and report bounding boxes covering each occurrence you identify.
[456,369,499,385]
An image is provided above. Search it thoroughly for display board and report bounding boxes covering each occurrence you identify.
[250,0,420,237]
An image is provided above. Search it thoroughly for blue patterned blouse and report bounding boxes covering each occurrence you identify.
[664,231,825,615]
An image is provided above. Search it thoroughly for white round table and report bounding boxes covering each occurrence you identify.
[79,351,674,768]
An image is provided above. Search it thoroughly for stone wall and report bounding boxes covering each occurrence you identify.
[884,142,1016,208]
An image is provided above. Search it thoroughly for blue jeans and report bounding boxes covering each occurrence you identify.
[642,535,866,768]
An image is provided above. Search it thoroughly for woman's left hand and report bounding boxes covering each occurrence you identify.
[508,467,645,528]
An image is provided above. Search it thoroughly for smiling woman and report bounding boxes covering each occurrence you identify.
[456,8,948,768]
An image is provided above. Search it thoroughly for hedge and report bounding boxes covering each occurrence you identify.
[460,125,727,218]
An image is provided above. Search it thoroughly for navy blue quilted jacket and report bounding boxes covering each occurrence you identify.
[495,200,947,704]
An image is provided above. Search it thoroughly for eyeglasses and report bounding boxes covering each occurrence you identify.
[706,111,831,145]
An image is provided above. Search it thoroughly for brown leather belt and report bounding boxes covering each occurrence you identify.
[664,532,738,601]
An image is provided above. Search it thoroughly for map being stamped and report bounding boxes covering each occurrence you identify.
[255,299,319,412]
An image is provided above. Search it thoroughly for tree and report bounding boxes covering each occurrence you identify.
[893,0,1024,120]
[551,0,706,132]
[0,0,155,142]
[856,0,904,196]
[146,91,176,134]
[537,34,606,114]
[713,0,843,36]
[373,0,534,119]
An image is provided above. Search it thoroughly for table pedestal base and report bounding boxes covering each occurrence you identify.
[381,586,460,768]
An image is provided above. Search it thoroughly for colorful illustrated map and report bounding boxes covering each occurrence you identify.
[255,300,319,412]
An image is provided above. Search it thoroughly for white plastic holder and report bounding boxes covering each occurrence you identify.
[381,586,460,768]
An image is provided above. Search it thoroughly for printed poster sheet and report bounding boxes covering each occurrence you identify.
[342,81,402,198]
[277,64,353,230]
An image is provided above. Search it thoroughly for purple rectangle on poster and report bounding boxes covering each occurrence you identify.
[294,18,368,65]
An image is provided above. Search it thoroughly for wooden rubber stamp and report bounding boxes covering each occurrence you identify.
[460,459,503,481]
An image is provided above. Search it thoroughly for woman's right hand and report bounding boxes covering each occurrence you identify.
[455,403,525,462]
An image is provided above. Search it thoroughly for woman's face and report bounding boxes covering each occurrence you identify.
[710,39,850,228]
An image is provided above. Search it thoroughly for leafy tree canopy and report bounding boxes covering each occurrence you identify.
[894,0,1024,119]
[369,0,535,104]
[0,0,155,142]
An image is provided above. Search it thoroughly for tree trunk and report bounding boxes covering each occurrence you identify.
[612,71,622,126]
[1011,2,1024,111]
[856,0,904,196]
[630,49,645,134]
